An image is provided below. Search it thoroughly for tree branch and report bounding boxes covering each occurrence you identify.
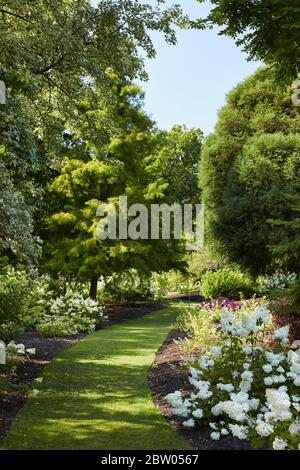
[0,8,33,24]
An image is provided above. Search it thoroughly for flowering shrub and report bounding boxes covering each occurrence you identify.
[201,297,241,312]
[176,298,262,353]
[201,268,256,300]
[166,305,300,450]
[36,291,104,337]
[258,271,297,295]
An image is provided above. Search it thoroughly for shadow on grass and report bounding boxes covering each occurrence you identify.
[1,306,190,450]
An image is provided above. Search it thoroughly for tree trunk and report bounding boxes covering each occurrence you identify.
[89,277,98,300]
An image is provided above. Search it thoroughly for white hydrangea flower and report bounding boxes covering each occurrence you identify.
[182,418,195,428]
[273,326,290,346]
[210,432,220,441]
[265,351,285,367]
[229,424,248,440]
[293,403,300,412]
[254,305,270,325]
[255,422,274,437]
[192,409,204,419]
[211,346,222,358]
[278,385,288,393]
[248,398,260,411]
[273,437,288,450]
[217,383,235,393]
[266,389,292,421]
[243,346,253,355]
[241,371,253,382]
[190,367,200,379]
[263,364,273,374]
[26,348,36,355]
[239,380,252,393]
[294,376,300,386]
[289,421,300,436]
[16,344,25,355]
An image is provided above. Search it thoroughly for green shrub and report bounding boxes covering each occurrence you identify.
[200,268,256,300]
[176,304,221,352]
[151,271,197,300]
[200,69,300,273]
[100,270,153,302]
[0,267,31,342]
[0,321,24,343]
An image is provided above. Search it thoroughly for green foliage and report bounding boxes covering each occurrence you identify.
[284,278,300,313]
[151,271,197,299]
[0,267,31,342]
[200,68,300,273]
[269,199,300,266]
[200,268,256,300]
[151,125,203,205]
[0,75,44,264]
[101,270,153,302]
[187,248,228,282]
[0,0,186,121]
[194,0,300,84]
[269,200,300,310]
[0,321,24,344]
[176,304,222,352]
[44,79,187,297]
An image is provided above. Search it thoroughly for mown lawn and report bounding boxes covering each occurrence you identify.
[1,304,191,450]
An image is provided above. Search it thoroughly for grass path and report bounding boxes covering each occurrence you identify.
[2,304,191,450]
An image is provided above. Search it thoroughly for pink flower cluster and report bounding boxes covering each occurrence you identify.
[200,297,241,312]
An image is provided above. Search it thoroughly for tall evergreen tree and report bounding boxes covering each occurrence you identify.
[44,77,186,298]
[200,68,300,273]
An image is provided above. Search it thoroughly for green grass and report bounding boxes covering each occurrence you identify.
[1,304,191,450]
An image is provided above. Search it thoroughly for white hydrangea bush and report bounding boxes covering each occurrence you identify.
[165,305,300,450]
[258,271,297,295]
[37,291,104,337]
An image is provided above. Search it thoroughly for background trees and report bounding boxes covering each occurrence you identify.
[0,0,186,128]
[0,1,191,285]
[43,78,187,298]
[200,68,300,273]
[152,125,203,205]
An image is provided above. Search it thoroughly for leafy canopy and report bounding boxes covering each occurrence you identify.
[44,77,187,293]
[200,68,300,273]
[194,0,300,84]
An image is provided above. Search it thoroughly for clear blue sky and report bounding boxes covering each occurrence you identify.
[94,0,261,135]
[140,0,261,135]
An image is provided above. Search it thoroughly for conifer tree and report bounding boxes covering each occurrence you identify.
[44,76,186,298]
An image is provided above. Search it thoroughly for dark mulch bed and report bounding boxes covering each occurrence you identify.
[149,329,253,450]
[0,301,166,442]
[271,313,300,344]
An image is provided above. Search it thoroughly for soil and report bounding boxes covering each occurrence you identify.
[0,301,166,442]
[149,329,253,450]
